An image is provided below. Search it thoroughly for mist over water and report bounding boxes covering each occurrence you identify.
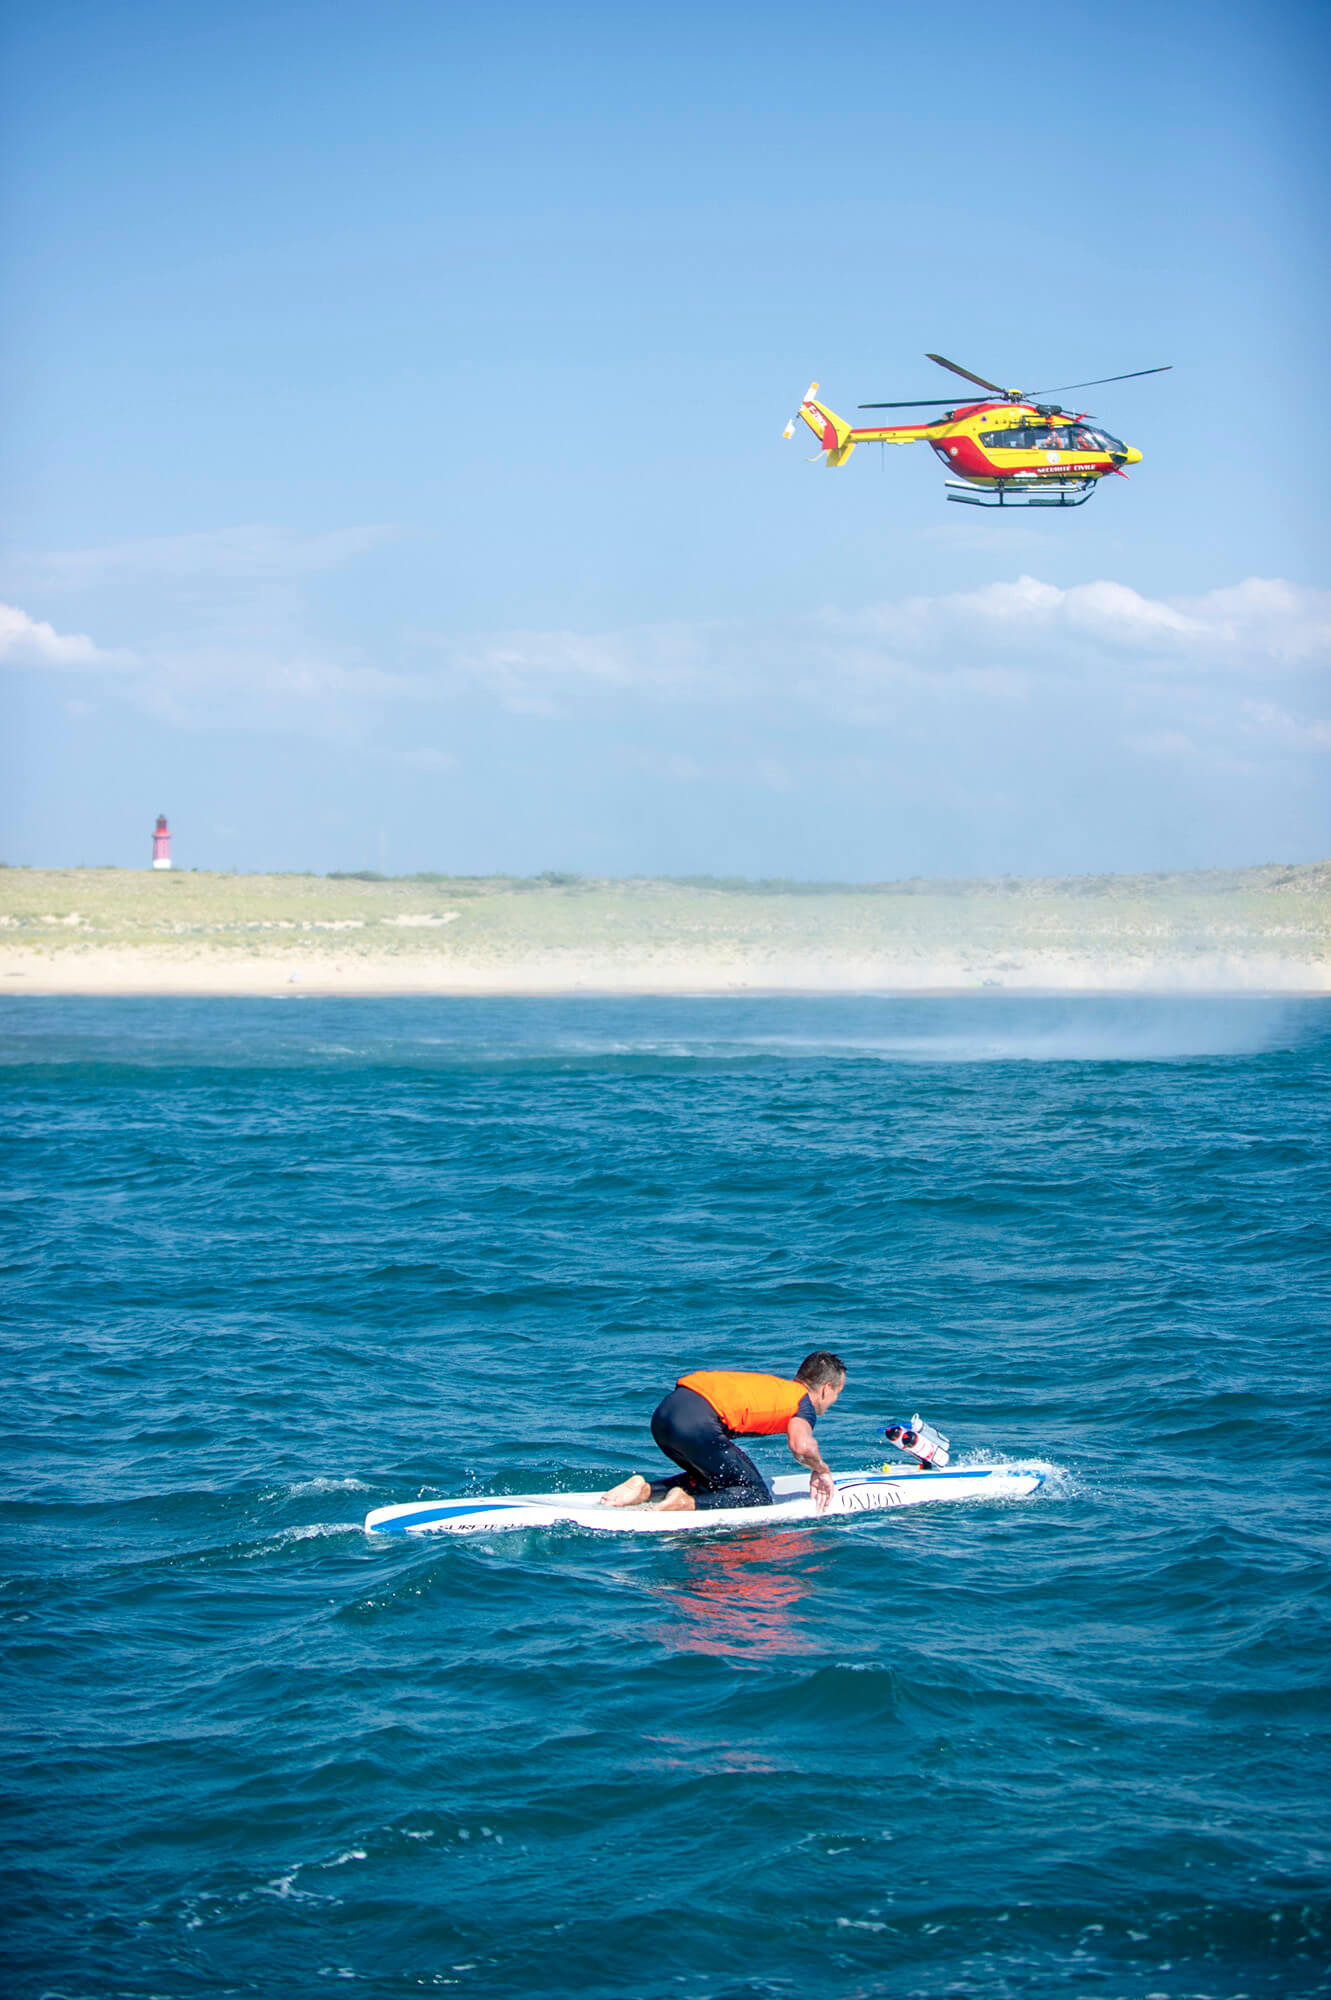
[0,990,1316,1072]
[3,995,1329,2000]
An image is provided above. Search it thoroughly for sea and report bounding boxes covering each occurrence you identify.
[2,993,1329,2000]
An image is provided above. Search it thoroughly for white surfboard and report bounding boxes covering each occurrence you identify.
[363,1464,1044,1536]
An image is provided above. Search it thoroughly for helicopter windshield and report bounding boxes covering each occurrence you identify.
[981,425,1123,452]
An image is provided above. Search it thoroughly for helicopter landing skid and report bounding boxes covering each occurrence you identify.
[946,478,1098,508]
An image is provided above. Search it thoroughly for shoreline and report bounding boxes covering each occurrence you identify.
[2,947,1326,998]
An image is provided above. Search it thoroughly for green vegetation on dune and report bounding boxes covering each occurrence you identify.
[0,863,1327,975]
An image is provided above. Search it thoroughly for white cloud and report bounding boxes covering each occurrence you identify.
[1060,579,1199,641]
[835,574,1327,674]
[423,575,1329,715]
[437,618,735,699]
[0,596,419,741]
[117,644,422,737]
[1240,699,1331,751]
[0,602,123,668]
[1176,578,1331,665]
[953,575,1068,623]
[5,575,1327,818]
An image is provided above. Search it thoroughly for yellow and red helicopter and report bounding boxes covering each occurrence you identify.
[784,352,1170,507]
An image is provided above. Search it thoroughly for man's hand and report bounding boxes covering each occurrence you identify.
[788,1415,835,1511]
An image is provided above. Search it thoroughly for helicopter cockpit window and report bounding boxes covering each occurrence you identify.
[982,426,1107,450]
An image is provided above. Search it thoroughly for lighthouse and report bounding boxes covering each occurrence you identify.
[152,814,173,870]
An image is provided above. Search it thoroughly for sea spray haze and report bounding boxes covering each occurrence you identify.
[2,994,1329,2000]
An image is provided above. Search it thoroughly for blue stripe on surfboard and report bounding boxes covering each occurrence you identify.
[368,1502,527,1532]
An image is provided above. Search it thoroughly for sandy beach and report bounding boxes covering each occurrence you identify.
[2,863,1327,996]
[3,946,1328,999]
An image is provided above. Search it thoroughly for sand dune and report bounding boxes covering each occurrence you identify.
[1,863,1327,995]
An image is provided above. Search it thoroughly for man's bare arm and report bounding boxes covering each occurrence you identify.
[787,1415,834,1511]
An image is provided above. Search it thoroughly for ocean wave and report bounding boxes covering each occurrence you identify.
[4,993,1327,2000]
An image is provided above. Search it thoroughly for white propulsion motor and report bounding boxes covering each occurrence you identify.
[881,1414,951,1468]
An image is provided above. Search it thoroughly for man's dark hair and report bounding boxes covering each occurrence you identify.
[795,1350,846,1388]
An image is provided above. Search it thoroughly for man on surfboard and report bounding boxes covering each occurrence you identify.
[602,1352,846,1514]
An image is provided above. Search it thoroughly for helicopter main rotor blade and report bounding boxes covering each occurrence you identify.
[926,353,1011,396]
[858,397,966,409]
[1027,365,1173,395]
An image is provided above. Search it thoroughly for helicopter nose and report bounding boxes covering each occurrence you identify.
[1123,446,1142,465]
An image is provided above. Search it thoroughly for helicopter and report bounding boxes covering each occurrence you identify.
[783,352,1170,507]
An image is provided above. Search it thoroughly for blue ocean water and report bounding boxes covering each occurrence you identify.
[2,993,1329,2000]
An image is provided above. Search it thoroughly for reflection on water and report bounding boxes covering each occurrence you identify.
[650,1530,829,1659]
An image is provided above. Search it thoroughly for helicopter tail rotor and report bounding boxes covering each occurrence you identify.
[782,383,820,440]
[783,383,857,465]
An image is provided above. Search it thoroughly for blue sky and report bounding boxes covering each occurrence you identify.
[3,0,1327,878]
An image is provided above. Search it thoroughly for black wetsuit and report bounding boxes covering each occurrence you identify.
[649,1382,813,1511]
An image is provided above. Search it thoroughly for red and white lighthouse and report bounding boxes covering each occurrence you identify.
[152,814,172,870]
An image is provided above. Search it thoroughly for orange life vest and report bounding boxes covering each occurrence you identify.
[678,1370,811,1437]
